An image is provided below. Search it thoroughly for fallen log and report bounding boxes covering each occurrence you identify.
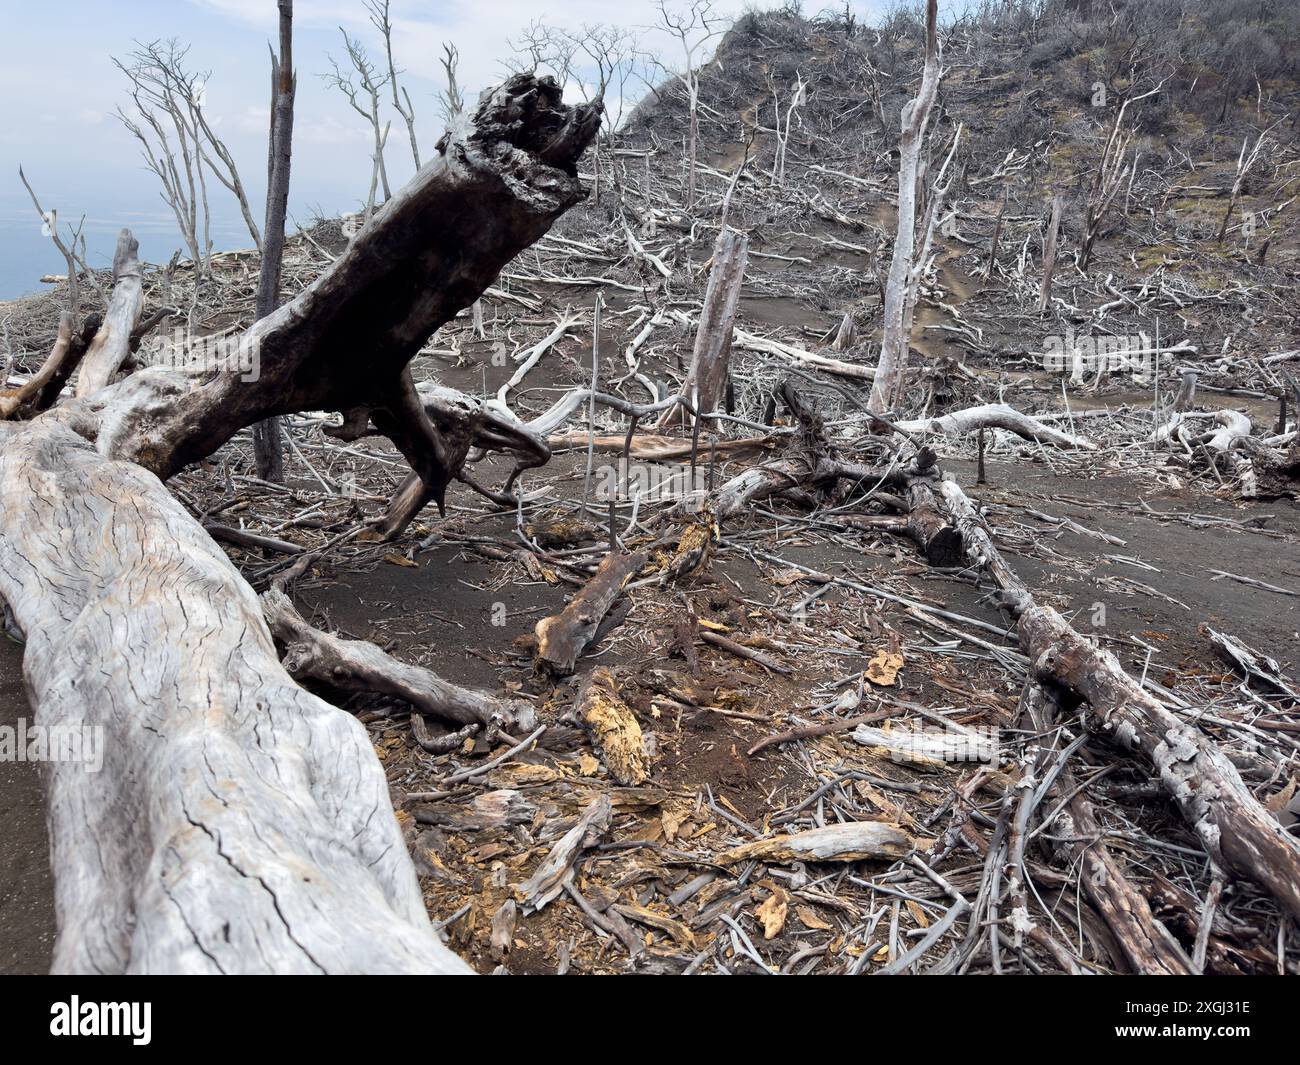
[935,477,1300,922]
[0,419,468,973]
[534,549,647,676]
[1019,683,1193,975]
[716,822,922,864]
[0,73,599,973]
[734,328,876,380]
[573,667,649,785]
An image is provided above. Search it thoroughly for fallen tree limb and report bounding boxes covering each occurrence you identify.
[716,821,921,864]
[515,795,612,914]
[0,312,99,420]
[534,549,647,676]
[261,588,536,734]
[896,403,1097,450]
[935,477,1300,921]
[1020,682,1193,975]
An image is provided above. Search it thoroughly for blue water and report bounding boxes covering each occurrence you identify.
[0,193,266,302]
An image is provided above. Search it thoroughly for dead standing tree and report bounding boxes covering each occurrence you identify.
[114,39,263,268]
[868,0,941,416]
[324,29,393,222]
[252,0,297,483]
[367,0,421,168]
[1078,81,1163,273]
[657,226,748,429]
[1216,126,1272,244]
[652,0,723,214]
[1038,192,1062,312]
[0,75,600,974]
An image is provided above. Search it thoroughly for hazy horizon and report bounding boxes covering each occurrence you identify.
[2,0,881,300]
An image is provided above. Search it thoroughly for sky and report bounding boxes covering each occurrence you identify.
[0,0,894,299]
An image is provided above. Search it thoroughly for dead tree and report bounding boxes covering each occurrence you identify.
[367,0,420,168]
[324,29,393,219]
[17,168,105,309]
[253,0,297,483]
[657,227,748,429]
[1216,127,1271,244]
[652,0,723,213]
[1038,193,1062,312]
[983,185,1007,279]
[0,75,599,974]
[1079,82,1162,272]
[868,0,941,415]
[114,40,263,262]
[769,70,807,187]
[74,230,145,398]
[439,43,465,123]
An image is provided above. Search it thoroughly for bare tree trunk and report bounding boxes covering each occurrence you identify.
[0,75,599,974]
[686,98,699,210]
[868,0,940,415]
[253,0,296,483]
[74,230,144,398]
[657,228,748,429]
[1038,193,1062,312]
[984,185,1007,278]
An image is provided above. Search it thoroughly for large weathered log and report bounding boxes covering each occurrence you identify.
[0,73,599,974]
[0,420,469,973]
